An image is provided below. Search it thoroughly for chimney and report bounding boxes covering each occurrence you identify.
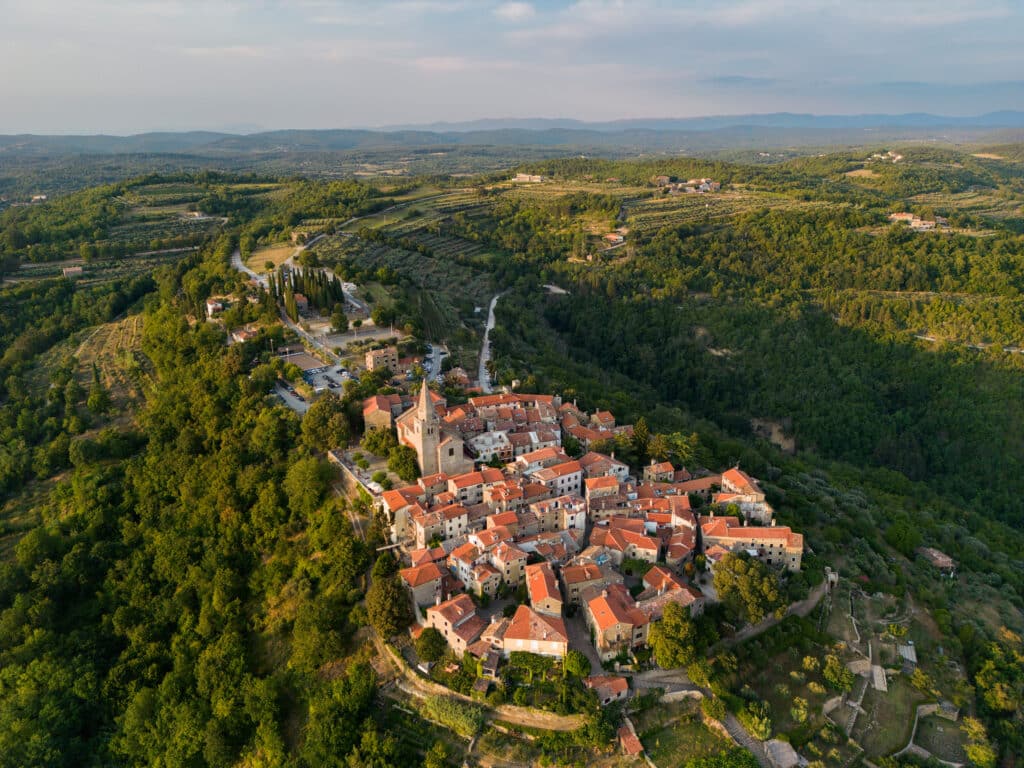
[435,594,442,606]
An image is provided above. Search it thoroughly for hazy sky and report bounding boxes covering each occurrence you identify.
[2,0,1022,134]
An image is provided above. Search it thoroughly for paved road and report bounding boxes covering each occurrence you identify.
[564,612,604,673]
[478,293,502,393]
[231,248,267,287]
[723,713,769,767]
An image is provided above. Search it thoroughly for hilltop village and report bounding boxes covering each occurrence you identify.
[352,385,803,674]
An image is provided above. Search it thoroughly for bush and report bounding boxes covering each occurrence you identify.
[702,696,727,721]
[421,695,485,738]
[738,700,772,740]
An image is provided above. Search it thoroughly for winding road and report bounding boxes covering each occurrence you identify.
[478,293,502,394]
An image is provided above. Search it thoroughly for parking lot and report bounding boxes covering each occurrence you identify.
[273,382,309,414]
[301,366,353,395]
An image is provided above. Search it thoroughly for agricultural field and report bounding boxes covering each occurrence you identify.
[625,188,838,235]
[13,248,196,285]
[75,313,152,412]
[634,700,730,768]
[246,243,295,271]
[909,188,1024,223]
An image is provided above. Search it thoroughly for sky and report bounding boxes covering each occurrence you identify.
[1,0,1022,134]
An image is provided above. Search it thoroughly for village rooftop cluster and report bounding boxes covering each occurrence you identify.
[355,386,804,675]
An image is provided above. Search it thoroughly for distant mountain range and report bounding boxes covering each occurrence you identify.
[380,111,1024,133]
[2,112,1023,157]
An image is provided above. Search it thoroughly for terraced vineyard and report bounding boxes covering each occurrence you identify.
[626,189,837,234]
[15,249,196,284]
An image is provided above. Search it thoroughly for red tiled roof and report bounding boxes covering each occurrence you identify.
[585,476,620,491]
[503,604,568,644]
[722,467,760,494]
[588,584,648,632]
[561,563,605,585]
[400,561,445,588]
[526,562,562,605]
[585,675,628,698]
[643,565,684,593]
[618,726,644,756]
[428,593,477,626]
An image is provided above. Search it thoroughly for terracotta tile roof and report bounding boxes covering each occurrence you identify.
[526,562,562,606]
[722,467,760,495]
[585,675,628,698]
[675,475,722,493]
[400,561,445,588]
[419,472,449,488]
[704,544,730,562]
[588,584,648,632]
[474,562,501,582]
[643,565,684,593]
[532,460,583,482]
[428,593,477,626]
[409,547,447,566]
[561,563,605,585]
[618,726,644,756]
[481,467,505,483]
[702,518,802,549]
[449,542,480,564]
[522,483,552,501]
[636,583,704,620]
[591,526,659,553]
[473,526,511,549]
[381,487,421,511]
[606,517,647,534]
[585,476,620,492]
[451,471,485,489]
[492,541,528,564]
[438,503,469,521]
[646,461,674,474]
[488,510,519,528]
[503,604,568,644]
[517,446,567,465]
[700,516,742,538]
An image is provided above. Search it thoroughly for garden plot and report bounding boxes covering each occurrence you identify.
[913,715,968,763]
[634,700,730,768]
[850,676,926,758]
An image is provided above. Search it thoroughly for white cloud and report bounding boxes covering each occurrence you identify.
[494,2,535,22]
